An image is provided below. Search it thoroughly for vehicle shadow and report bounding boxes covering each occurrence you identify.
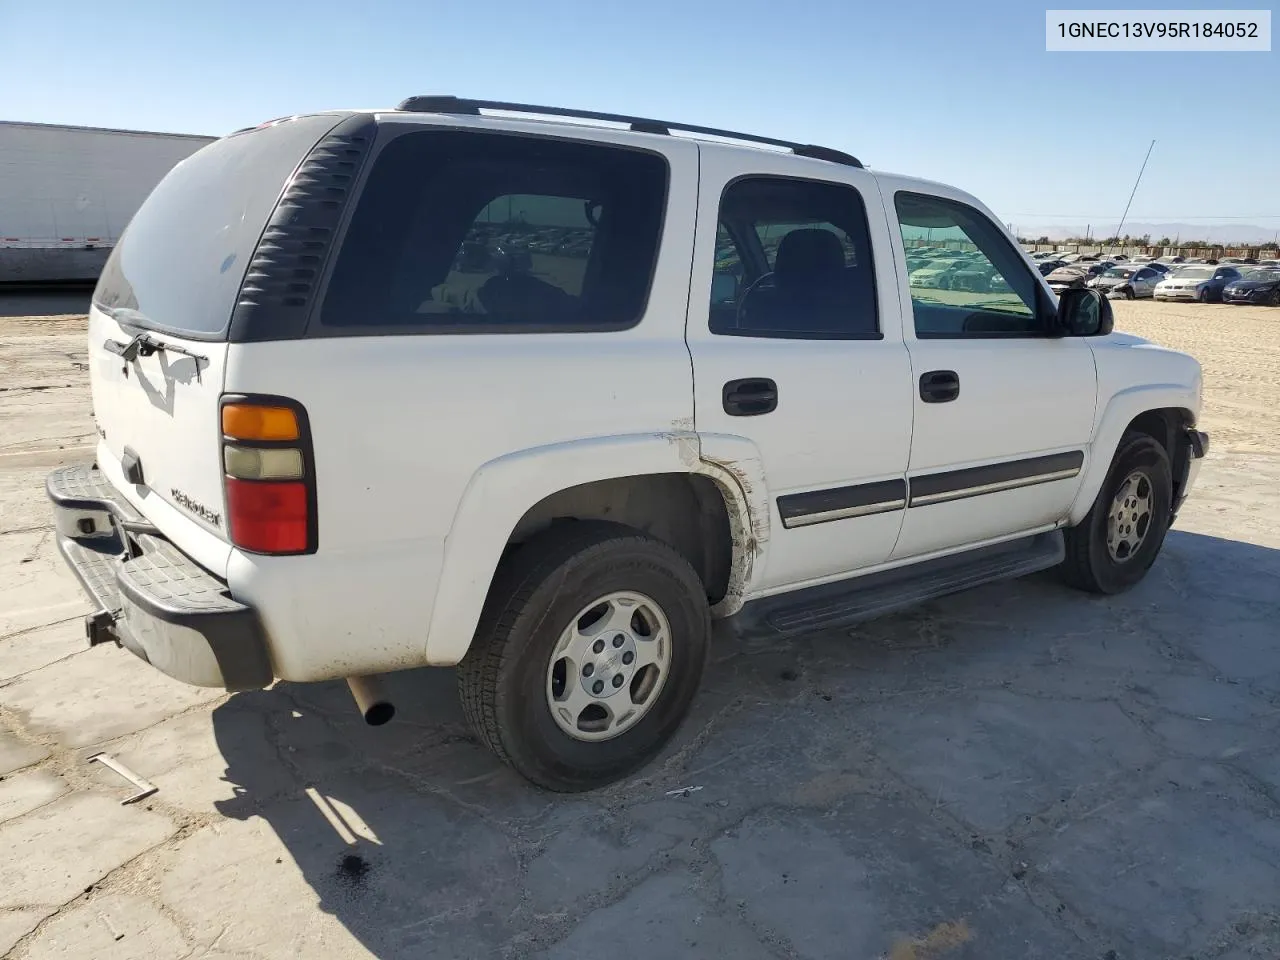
[0,287,93,317]
[209,528,1280,958]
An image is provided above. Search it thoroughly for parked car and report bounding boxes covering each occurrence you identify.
[1145,262,1172,276]
[1222,268,1280,306]
[1154,265,1241,302]
[1156,255,1185,265]
[949,261,998,292]
[1219,257,1256,265]
[1257,259,1280,269]
[1185,257,1219,265]
[45,95,1208,791]
[1089,265,1161,299]
[1047,261,1114,294]
[1037,259,1066,276]
[909,258,966,289]
[1046,266,1086,293]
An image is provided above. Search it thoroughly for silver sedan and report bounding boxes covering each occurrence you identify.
[1088,265,1161,299]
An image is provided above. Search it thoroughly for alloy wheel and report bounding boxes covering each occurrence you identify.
[1107,470,1153,563]
[545,591,672,742]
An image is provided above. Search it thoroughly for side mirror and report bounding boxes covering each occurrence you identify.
[711,271,739,305]
[1055,287,1113,337]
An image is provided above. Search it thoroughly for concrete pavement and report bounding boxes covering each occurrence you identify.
[2,306,1279,959]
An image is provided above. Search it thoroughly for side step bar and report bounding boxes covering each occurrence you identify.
[730,531,1065,639]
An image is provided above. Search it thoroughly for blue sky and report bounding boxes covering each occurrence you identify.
[2,0,1276,236]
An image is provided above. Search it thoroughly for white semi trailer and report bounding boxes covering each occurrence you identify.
[0,121,214,283]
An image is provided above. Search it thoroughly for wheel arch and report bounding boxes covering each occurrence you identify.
[423,433,766,665]
[1069,386,1197,525]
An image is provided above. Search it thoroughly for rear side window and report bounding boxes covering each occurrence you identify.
[319,131,669,333]
[93,115,342,339]
[709,176,878,339]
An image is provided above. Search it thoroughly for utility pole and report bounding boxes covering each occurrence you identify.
[1115,139,1156,250]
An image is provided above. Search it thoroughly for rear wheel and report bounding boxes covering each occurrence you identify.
[1270,289,1280,307]
[1059,432,1173,594]
[458,522,710,791]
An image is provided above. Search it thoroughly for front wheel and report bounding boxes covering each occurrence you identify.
[1060,432,1173,594]
[458,522,710,791]
[1198,287,1211,303]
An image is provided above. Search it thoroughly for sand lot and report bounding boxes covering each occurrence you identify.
[1,297,1279,959]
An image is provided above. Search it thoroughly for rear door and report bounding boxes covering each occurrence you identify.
[89,114,344,574]
[686,146,913,593]
[225,118,697,567]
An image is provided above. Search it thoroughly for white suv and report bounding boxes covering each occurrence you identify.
[48,97,1207,791]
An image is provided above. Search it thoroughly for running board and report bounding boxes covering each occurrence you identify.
[730,531,1065,639]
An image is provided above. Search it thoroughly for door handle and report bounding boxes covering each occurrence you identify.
[919,370,959,403]
[723,378,778,416]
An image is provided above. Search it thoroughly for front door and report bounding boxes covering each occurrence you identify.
[880,183,1098,560]
[1133,267,1160,297]
[686,145,914,593]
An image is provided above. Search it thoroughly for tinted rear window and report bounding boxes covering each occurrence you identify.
[93,114,342,339]
[318,130,669,332]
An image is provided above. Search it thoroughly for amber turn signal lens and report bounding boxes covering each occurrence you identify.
[221,404,299,441]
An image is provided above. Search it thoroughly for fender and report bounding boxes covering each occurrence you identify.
[423,431,767,665]
[690,432,771,617]
[1069,382,1198,525]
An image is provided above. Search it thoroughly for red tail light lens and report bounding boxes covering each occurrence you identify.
[225,479,309,554]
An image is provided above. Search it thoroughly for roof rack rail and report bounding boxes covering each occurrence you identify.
[395,95,863,169]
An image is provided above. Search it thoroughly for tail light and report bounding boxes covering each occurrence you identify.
[220,397,316,554]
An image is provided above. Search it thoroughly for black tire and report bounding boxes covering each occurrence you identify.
[1198,287,1210,303]
[457,521,711,792]
[1060,432,1173,594]
[1270,289,1280,307]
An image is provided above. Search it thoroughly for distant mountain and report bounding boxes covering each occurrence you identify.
[1016,222,1278,245]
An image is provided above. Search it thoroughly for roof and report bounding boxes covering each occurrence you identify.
[389,96,864,169]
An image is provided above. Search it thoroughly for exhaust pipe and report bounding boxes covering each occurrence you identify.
[346,675,395,726]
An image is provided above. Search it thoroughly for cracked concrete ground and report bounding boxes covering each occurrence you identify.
[1,294,1279,959]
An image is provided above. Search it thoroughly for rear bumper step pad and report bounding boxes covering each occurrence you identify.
[47,464,273,691]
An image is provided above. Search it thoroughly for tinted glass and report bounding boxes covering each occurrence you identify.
[754,221,858,267]
[93,115,341,339]
[320,131,668,332]
[895,192,1043,337]
[709,176,878,339]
